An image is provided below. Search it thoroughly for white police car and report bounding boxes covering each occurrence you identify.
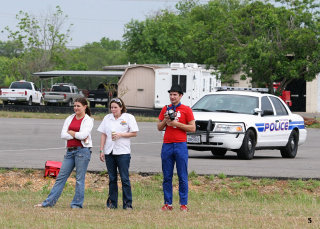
[187,87,307,160]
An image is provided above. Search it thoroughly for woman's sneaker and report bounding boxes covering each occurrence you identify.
[161,204,173,211]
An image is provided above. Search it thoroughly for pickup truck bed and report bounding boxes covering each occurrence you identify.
[43,83,84,106]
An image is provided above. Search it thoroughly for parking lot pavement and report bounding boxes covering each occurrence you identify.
[294,112,320,118]
[0,118,319,178]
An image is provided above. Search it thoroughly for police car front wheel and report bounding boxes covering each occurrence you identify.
[237,129,256,160]
[280,130,298,158]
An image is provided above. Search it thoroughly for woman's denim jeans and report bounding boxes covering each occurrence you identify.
[105,154,132,209]
[42,147,91,208]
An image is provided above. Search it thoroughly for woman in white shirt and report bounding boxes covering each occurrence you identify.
[35,97,93,208]
[98,98,139,209]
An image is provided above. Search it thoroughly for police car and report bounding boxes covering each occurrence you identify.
[187,87,307,160]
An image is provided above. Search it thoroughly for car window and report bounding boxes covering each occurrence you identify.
[10,82,32,90]
[52,85,71,92]
[269,96,288,116]
[261,96,274,116]
[192,94,258,114]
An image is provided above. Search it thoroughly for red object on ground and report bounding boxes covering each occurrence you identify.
[44,161,62,178]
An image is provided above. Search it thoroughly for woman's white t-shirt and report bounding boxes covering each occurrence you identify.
[97,113,139,155]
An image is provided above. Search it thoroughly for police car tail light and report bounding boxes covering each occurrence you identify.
[215,124,244,133]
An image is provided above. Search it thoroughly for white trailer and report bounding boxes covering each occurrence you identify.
[154,63,221,108]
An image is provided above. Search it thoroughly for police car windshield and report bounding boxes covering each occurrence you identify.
[192,94,259,115]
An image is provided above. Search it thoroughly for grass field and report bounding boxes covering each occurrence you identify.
[0,169,319,228]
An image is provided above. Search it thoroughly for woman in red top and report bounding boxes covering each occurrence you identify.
[35,98,94,208]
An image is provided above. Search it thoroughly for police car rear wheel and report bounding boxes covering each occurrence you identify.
[237,129,256,160]
[211,148,227,156]
[280,130,298,158]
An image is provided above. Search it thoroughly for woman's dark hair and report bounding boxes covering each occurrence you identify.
[109,97,127,114]
[74,97,91,116]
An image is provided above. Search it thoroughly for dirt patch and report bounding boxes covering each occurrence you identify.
[0,169,320,197]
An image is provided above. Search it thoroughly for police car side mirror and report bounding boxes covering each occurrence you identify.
[254,108,261,115]
[262,109,274,116]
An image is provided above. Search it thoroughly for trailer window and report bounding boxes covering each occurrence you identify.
[172,75,186,92]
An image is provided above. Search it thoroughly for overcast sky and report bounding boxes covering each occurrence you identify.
[0,0,210,48]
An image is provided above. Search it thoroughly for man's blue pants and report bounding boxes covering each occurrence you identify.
[161,142,188,205]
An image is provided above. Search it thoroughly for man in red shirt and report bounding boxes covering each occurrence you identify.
[157,85,196,212]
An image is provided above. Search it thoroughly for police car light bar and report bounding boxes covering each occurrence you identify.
[216,86,269,93]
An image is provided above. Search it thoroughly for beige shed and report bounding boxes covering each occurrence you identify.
[117,65,158,108]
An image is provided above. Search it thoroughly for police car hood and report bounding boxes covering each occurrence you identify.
[193,111,254,123]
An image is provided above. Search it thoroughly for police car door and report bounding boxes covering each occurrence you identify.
[256,96,280,147]
[268,96,291,145]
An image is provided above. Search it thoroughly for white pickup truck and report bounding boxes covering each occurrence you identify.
[43,83,84,106]
[0,80,44,105]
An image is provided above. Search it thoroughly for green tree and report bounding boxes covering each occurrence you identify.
[3,6,72,82]
[124,7,194,63]
[66,37,127,71]
[62,37,127,89]
[0,56,21,86]
[123,0,320,92]
[203,0,320,92]
[0,40,23,58]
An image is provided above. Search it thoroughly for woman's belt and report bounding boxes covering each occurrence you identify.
[67,146,83,151]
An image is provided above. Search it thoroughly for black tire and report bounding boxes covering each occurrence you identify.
[280,130,299,158]
[90,101,96,108]
[68,99,73,107]
[39,97,44,106]
[27,97,32,106]
[211,148,227,156]
[237,129,256,160]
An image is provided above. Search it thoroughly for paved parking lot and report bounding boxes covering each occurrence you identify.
[0,118,319,179]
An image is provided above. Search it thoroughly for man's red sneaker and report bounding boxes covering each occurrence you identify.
[180,205,188,212]
[161,204,173,211]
